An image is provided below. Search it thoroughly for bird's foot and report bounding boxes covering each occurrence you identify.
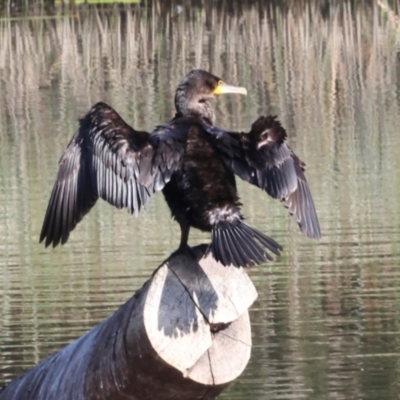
[176,243,197,259]
[175,243,208,262]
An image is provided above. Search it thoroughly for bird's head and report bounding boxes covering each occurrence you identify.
[174,70,247,124]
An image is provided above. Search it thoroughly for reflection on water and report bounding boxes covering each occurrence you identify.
[1,1,400,398]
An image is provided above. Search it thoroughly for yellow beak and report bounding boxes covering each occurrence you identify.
[213,82,247,96]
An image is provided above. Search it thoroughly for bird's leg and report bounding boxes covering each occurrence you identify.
[176,222,206,261]
[178,221,190,251]
[178,221,201,258]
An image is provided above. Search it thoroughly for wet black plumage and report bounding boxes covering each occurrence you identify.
[40,70,321,267]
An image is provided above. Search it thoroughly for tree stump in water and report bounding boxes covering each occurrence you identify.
[0,245,257,400]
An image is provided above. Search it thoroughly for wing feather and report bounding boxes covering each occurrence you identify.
[40,102,184,247]
[208,116,321,239]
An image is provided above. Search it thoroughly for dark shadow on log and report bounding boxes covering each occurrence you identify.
[0,245,257,400]
[159,246,218,337]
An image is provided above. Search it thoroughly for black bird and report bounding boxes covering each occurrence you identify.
[40,70,321,267]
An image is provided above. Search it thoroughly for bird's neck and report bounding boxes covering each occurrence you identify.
[174,91,216,125]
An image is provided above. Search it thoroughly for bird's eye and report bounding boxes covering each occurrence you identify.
[218,80,224,86]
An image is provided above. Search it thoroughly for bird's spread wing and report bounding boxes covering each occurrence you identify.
[40,102,184,247]
[208,116,321,239]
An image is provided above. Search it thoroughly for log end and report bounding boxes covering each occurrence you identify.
[143,246,257,385]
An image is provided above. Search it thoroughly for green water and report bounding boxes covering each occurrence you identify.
[1,1,400,399]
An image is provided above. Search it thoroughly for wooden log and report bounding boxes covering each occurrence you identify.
[0,245,257,400]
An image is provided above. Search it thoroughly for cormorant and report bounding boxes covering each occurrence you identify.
[40,70,321,267]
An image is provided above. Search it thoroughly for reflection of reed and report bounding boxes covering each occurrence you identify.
[1,2,400,398]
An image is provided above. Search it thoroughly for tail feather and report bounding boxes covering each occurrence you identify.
[221,230,235,266]
[225,229,247,267]
[241,223,281,257]
[234,228,267,263]
[209,220,282,268]
[218,230,232,266]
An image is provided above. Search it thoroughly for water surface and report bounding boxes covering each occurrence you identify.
[1,1,400,399]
